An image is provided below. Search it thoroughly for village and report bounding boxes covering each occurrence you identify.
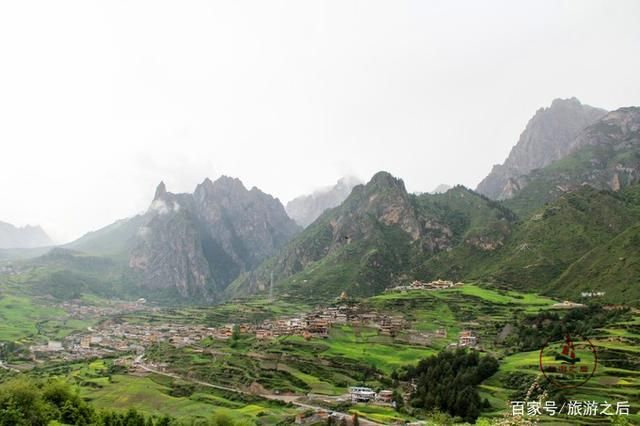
[28,280,480,373]
[385,279,462,292]
[53,297,157,319]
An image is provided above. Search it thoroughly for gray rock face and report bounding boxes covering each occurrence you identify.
[129,177,300,300]
[476,98,607,199]
[285,176,361,227]
[0,221,52,248]
[501,106,640,217]
[569,106,640,152]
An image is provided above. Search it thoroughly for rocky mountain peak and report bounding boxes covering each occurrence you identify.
[550,96,582,108]
[476,98,607,200]
[212,175,246,191]
[500,105,640,217]
[129,175,299,300]
[598,107,640,136]
[194,176,251,202]
[153,181,167,201]
[368,171,405,190]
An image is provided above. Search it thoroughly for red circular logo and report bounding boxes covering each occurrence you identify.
[539,333,597,389]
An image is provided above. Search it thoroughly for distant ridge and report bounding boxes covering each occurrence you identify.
[285,176,361,227]
[0,220,52,249]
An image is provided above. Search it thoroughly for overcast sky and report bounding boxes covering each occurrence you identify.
[1,1,639,243]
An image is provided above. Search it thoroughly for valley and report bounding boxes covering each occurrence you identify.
[2,269,638,424]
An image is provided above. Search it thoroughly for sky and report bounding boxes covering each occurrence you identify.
[1,1,639,243]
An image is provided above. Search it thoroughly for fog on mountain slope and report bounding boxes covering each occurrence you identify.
[0,220,52,249]
[285,176,362,227]
[430,184,452,194]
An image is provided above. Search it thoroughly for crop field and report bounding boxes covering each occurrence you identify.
[122,298,311,328]
[321,326,437,373]
[0,293,93,343]
[480,313,640,425]
[37,359,300,424]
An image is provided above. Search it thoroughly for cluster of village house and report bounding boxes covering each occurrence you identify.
[551,300,587,309]
[29,320,217,362]
[386,279,462,292]
[28,304,478,364]
[581,291,606,298]
[52,298,155,320]
[252,306,478,349]
[253,302,407,340]
[28,283,480,363]
[0,264,18,275]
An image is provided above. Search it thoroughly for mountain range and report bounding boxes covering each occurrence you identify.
[226,172,515,300]
[9,97,640,305]
[226,99,640,303]
[64,177,300,301]
[0,220,52,249]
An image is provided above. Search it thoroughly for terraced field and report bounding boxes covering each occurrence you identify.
[480,313,640,424]
[2,282,638,424]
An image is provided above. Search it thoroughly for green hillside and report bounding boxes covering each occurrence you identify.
[9,248,136,301]
[65,214,148,261]
[476,187,640,291]
[550,223,640,303]
[226,173,515,302]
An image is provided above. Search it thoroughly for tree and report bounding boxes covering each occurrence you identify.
[392,390,404,409]
[211,412,234,426]
[398,350,499,423]
[123,408,146,426]
[0,377,173,426]
[229,325,241,348]
[0,377,52,425]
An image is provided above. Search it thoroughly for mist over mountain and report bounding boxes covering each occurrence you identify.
[430,184,452,194]
[285,176,362,227]
[476,98,607,200]
[0,220,52,249]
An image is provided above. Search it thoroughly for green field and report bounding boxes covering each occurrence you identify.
[480,314,640,424]
[0,294,94,343]
[47,359,300,424]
